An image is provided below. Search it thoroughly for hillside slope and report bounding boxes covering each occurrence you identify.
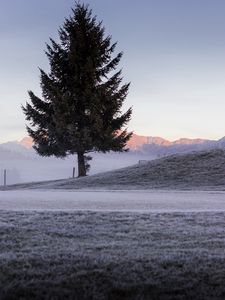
[56,149,225,190]
[3,148,225,190]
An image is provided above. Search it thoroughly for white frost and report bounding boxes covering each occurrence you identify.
[0,190,225,212]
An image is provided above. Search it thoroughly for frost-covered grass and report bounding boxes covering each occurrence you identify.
[1,210,225,299]
[58,148,225,190]
[4,148,225,191]
[1,190,225,211]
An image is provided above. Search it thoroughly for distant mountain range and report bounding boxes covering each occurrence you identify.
[126,133,211,150]
[1,133,225,157]
[126,133,225,156]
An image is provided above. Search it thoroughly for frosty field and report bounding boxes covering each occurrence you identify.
[1,189,225,212]
[1,190,225,299]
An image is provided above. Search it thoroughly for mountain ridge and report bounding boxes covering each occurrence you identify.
[127,133,214,150]
[0,133,222,156]
[0,134,219,150]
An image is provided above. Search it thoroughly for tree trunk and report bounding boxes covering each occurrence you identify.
[77,152,86,177]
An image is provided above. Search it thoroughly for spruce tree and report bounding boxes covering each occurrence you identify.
[22,3,132,177]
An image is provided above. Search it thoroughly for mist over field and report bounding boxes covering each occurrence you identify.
[2,133,225,186]
[0,146,150,185]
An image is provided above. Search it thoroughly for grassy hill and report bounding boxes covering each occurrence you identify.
[56,148,225,190]
[3,148,225,190]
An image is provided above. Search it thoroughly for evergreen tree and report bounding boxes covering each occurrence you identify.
[22,3,132,177]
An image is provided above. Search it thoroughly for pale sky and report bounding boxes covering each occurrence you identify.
[1,0,225,143]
